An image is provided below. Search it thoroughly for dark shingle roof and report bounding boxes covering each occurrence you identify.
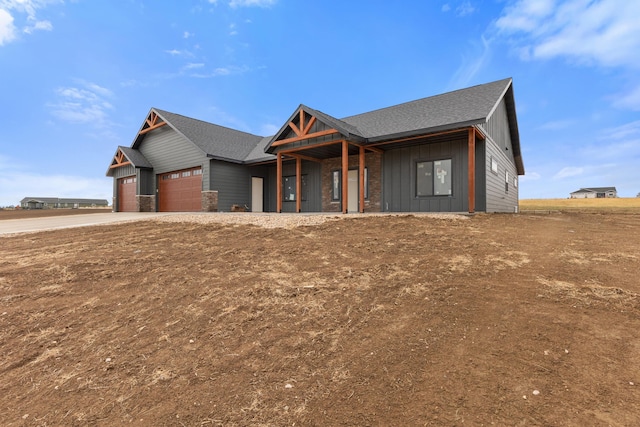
[341,78,513,141]
[571,187,617,193]
[119,146,152,168]
[148,109,265,163]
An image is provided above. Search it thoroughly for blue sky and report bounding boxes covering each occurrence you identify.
[1,0,639,206]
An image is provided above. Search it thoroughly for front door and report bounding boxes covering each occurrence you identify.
[252,177,263,212]
[348,169,358,213]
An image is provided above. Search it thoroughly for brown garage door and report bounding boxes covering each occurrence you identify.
[118,176,137,212]
[158,167,202,212]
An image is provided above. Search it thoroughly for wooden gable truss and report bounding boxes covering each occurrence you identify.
[109,148,131,169]
[272,108,383,214]
[139,111,167,135]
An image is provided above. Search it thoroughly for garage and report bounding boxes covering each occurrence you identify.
[118,176,137,212]
[158,167,202,212]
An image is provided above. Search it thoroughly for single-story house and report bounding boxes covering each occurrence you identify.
[20,197,109,209]
[107,78,524,214]
[570,187,617,199]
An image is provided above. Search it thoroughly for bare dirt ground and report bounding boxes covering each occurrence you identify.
[1,211,639,426]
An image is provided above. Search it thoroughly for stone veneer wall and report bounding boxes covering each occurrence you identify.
[321,152,382,212]
[201,190,219,212]
[136,195,156,212]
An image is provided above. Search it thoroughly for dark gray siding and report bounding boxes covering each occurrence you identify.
[475,140,487,212]
[111,164,135,179]
[482,98,519,212]
[138,126,209,175]
[482,99,511,152]
[485,139,519,212]
[265,161,322,212]
[139,169,155,195]
[382,138,470,212]
[210,160,252,212]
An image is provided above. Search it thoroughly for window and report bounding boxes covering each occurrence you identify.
[193,169,202,176]
[332,170,341,201]
[416,159,452,196]
[505,171,509,192]
[182,171,191,177]
[282,175,308,201]
[332,168,369,201]
[491,157,498,174]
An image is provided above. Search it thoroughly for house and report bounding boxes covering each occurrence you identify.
[569,187,617,199]
[107,78,524,214]
[20,197,109,209]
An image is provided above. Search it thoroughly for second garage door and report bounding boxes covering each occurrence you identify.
[158,167,202,212]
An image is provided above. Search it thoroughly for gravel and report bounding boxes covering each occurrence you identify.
[153,212,469,229]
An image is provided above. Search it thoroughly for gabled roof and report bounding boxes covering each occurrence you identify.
[137,108,266,163]
[262,78,523,173]
[341,78,514,141]
[106,146,153,176]
[571,187,617,194]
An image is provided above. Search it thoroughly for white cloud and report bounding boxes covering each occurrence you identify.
[48,80,114,126]
[519,171,541,181]
[182,62,205,70]
[554,166,583,179]
[190,65,250,78]
[441,4,451,12]
[601,120,640,140]
[0,0,60,45]
[23,18,51,34]
[456,1,475,16]
[612,85,640,111]
[183,31,194,39]
[495,0,640,69]
[0,8,16,45]
[229,0,276,8]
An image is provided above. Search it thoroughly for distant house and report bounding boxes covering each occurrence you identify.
[569,187,617,199]
[107,78,525,214]
[20,197,109,209]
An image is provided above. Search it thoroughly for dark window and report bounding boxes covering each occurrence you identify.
[332,170,341,201]
[332,168,368,200]
[283,175,308,201]
[416,159,452,196]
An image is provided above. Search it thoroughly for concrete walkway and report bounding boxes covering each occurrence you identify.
[0,212,178,236]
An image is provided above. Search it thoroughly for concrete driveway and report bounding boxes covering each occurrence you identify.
[0,212,178,236]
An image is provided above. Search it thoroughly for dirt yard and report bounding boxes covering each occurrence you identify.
[1,211,639,426]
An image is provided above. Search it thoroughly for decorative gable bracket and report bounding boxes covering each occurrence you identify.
[110,148,131,169]
[139,111,167,135]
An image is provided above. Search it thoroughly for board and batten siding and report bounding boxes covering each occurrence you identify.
[137,126,210,193]
[481,98,519,212]
[382,138,478,213]
[265,161,322,212]
[210,160,253,212]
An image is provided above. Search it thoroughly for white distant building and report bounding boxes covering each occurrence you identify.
[569,187,617,199]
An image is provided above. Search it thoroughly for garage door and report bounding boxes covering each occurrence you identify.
[158,167,202,212]
[118,176,137,212]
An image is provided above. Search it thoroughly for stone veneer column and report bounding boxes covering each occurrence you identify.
[136,195,156,212]
[201,191,219,212]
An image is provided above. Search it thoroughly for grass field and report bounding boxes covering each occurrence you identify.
[520,197,640,213]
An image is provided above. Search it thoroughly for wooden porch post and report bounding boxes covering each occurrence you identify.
[359,145,365,213]
[276,152,282,213]
[468,127,476,214]
[295,156,302,213]
[342,140,349,214]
